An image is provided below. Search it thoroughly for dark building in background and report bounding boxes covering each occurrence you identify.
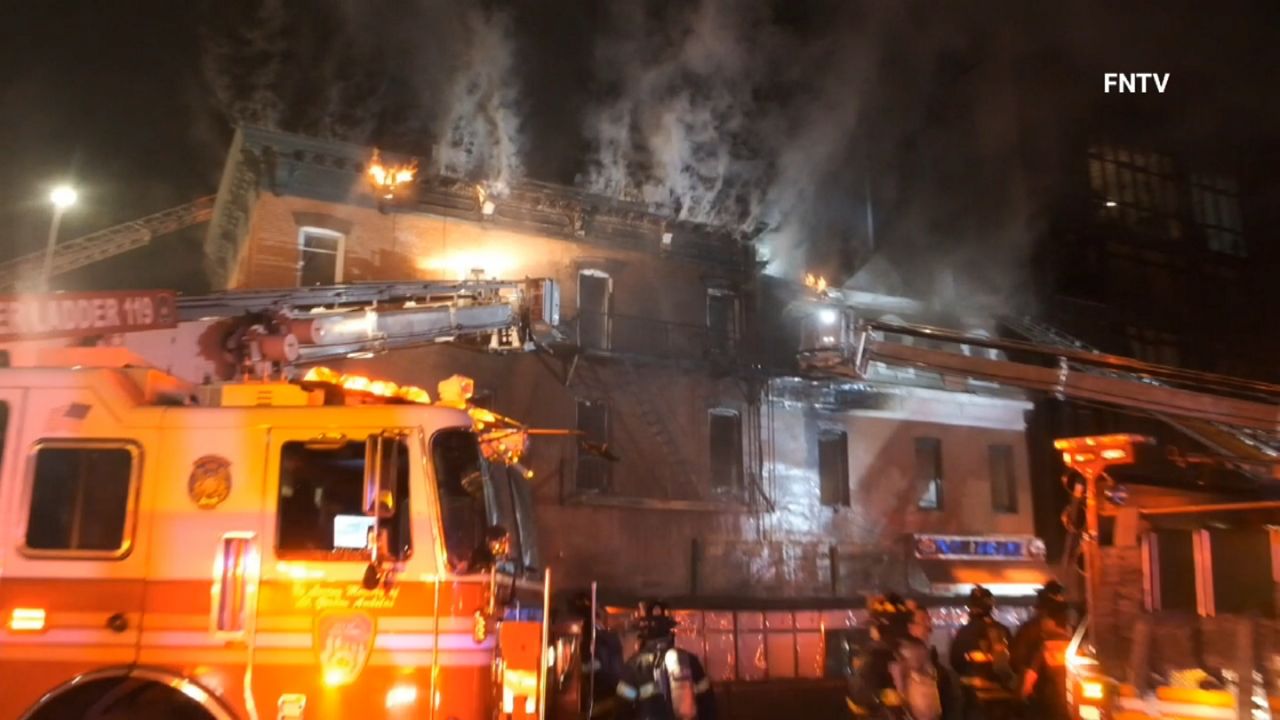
[1013,85,1280,560]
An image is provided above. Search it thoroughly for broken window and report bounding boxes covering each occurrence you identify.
[988,444,1017,513]
[298,228,344,286]
[709,410,743,493]
[576,399,611,493]
[819,430,850,507]
[915,437,943,510]
[707,290,738,354]
[578,270,611,351]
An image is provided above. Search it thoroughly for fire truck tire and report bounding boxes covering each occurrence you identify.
[25,677,220,720]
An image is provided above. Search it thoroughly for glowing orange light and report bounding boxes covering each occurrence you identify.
[341,375,371,393]
[396,385,432,404]
[368,379,399,398]
[8,607,46,632]
[1099,448,1129,461]
[302,366,341,384]
[804,273,828,294]
[367,149,418,200]
[1081,680,1105,701]
[1055,434,1149,469]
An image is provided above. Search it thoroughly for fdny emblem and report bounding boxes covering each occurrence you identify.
[315,610,376,686]
[188,455,232,509]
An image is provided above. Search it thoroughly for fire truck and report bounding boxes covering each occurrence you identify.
[0,279,566,720]
[796,292,1280,720]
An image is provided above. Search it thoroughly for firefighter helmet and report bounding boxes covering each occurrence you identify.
[635,599,677,642]
[1035,580,1066,609]
[868,593,914,640]
[967,585,996,617]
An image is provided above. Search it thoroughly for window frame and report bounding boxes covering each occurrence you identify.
[20,439,143,560]
[577,269,613,351]
[709,408,744,494]
[988,444,1018,514]
[914,436,943,511]
[706,288,740,354]
[297,226,346,286]
[818,429,851,508]
[574,398,611,493]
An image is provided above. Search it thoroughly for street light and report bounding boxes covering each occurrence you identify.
[41,184,78,291]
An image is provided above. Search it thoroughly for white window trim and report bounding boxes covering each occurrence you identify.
[577,269,612,350]
[298,227,346,285]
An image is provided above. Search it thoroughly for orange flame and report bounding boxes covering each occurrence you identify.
[804,273,828,294]
[367,149,418,199]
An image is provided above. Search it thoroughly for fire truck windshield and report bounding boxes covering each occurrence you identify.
[432,429,490,573]
[277,438,411,559]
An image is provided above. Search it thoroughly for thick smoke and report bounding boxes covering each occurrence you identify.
[434,6,524,190]
[579,1,1042,311]
[201,0,525,187]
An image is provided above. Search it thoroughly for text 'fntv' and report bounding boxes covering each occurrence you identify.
[1105,73,1170,93]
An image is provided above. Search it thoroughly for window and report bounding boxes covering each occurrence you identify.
[277,438,411,559]
[25,442,138,556]
[1087,143,1182,241]
[576,399,611,493]
[709,410,743,493]
[988,444,1017,513]
[819,430,850,507]
[1190,174,1245,256]
[707,290,739,354]
[1144,530,1197,612]
[298,227,345,286]
[914,437,942,510]
[578,270,611,351]
[510,470,542,571]
[432,429,490,572]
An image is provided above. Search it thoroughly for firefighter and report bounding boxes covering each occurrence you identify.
[1018,592,1072,720]
[573,591,626,719]
[948,586,1016,720]
[616,600,716,720]
[846,593,915,719]
[1009,580,1066,678]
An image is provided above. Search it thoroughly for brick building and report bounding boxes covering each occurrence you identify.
[204,127,1048,682]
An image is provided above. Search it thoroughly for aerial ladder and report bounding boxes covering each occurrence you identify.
[800,315,1279,474]
[0,195,216,291]
[2,277,562,384]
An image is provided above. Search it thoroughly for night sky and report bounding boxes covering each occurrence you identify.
[3,0,1278,296]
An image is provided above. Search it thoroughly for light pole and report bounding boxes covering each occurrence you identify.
[41,185,78,291]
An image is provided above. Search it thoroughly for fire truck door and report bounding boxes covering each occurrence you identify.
[249,428,434,718]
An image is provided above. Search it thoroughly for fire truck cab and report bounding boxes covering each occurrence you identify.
[0,355,549,720]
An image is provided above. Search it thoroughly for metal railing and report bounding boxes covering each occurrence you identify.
[574,310,734,360]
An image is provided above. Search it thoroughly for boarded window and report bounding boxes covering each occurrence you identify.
[819,430,850,507]
[578,271,611,351]
[915,437,943,510]
[988,444,1017,513]
[298,229,344,286]
[707,290,738,354]
[709,410,743,493]
[25,444,137,555]
[576,399,610,492]
[1144,530,1197,612]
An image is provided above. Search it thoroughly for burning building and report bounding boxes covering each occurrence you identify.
[203,126,1051,688]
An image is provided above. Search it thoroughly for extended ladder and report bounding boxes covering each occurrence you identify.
[1002,315,1280,472]
[0,196,216,290]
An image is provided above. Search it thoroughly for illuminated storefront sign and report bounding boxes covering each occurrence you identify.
[914,534,1046,562]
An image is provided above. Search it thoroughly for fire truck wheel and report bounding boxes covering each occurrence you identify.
[26,678,218,720]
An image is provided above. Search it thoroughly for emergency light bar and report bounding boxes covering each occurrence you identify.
[1053,433,1154,468]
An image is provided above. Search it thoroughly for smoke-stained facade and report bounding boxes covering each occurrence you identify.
[206,128,1045,619]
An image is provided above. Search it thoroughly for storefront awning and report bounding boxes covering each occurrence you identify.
[911,560,1056,598]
